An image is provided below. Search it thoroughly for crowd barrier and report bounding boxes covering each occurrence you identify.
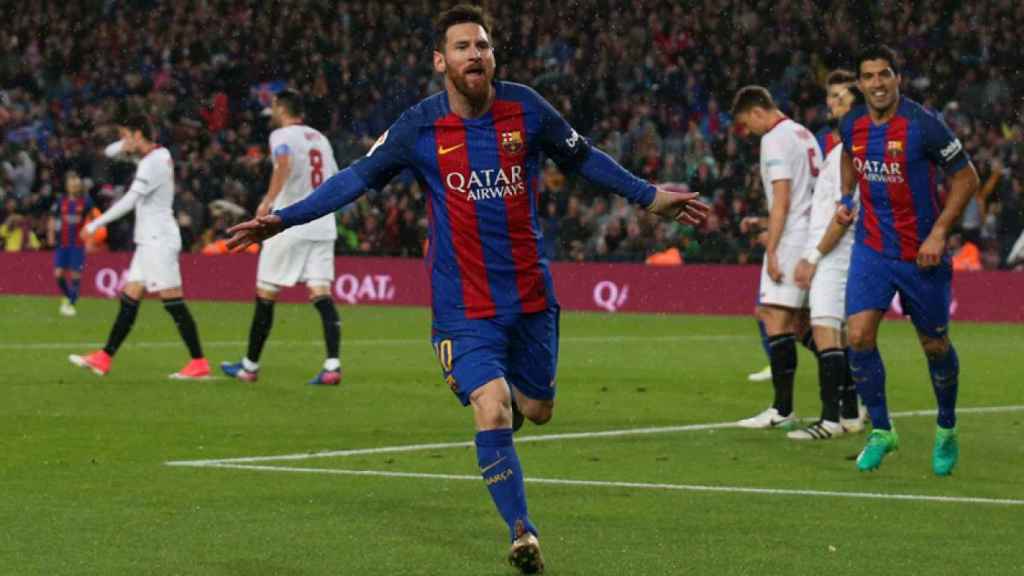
[1,252,1022,323]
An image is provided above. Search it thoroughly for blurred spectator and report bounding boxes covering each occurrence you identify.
[0,199,41,251]
[3,149,35,200]
[0,0,1020,267]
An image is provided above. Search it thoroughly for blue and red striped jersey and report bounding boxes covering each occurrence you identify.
[50,195,93,249]
[349,82,602,320]
[276,81,655,320]
[816,127,839,157]
[839,97,970,261]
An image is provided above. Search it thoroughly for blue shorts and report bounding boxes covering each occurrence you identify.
[431,306,560,406]
[846,246,951,338]
[54,247,86,273]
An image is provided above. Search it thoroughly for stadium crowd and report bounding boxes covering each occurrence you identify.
[1,0,1022,268]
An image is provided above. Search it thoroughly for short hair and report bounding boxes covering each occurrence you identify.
[274,88,305,118]
[730,85,776,116]
[847,84,865,107]
[122,114,155,141]
[826,69,856,86]
[855,44,900,77]
[434,4,491,51]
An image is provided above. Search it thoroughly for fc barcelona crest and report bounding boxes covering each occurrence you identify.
[886,140,904,158]
[501,130,524,155]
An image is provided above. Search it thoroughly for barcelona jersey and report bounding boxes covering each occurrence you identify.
[816,127,840,158]
[839,97,970,261]
[51,195,93,249]
[347,82,596,321]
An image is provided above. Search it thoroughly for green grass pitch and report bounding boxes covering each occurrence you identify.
[2,295,1022,575]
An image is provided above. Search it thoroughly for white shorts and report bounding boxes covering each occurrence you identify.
[809,259,849,325]
[127,244,182,293]
[759,242,808,309]
[257,236,335,290]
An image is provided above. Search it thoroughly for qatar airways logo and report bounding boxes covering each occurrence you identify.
[446,166,526,201]
[853,157,905,184]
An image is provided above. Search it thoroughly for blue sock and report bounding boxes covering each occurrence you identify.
[69,278,81,304]
[757,320,770,359]
[475,428,536,541]
[927,344,959,429]
[848,347,891,430]
[57,277,71,300]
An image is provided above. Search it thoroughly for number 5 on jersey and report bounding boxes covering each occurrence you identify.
[807,148,820,177]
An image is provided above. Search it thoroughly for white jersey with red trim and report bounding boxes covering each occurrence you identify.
[269,125,338,241]
[129,147,180,249]
[759,117,821,246]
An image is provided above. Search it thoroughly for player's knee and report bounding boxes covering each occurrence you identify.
[307,282,331,299]
[847,324,876,351]
[470,383,513,429]
[920,335,950,360]
[122,282,145,301]
[256,282,280,300]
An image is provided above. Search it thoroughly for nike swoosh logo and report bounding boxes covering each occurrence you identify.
[852,145,865,152]
[438,143,465,155]
[480,456,507,474]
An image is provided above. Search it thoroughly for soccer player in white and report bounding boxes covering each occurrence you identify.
[731,86,821,429]
[789,71,867,440]
[220,89,343,385]
[70,115,210,379]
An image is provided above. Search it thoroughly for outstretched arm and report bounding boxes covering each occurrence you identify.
[227,168,368,250]
[229,114,412,250]
[575,148,709,225]
[533,86,708,225]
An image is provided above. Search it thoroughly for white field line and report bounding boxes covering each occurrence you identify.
[0,334,745,351]
[194,463,1024,507]
[165,404,1024,467]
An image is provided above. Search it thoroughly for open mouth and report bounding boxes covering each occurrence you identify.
[464,66,485,80]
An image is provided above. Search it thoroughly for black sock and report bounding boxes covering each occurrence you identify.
[246,297,275,363]
[800,330,818,355]
[768,334,797,416]
[817,348,844,422]
[103,294,140,357]
[57,277,71,299]
[312,296,340,361]
[69,278,81,304]
[840,349,860,419]
[163,298,204,359]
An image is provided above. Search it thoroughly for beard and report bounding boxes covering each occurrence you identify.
[448,67,492,105]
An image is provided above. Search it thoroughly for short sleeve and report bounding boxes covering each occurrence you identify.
[50,200,60,217]
[533,89,590,169]
[349,112,413,190]
[762,134,792,182]
[920,109,970,173]
[269,131,292,159]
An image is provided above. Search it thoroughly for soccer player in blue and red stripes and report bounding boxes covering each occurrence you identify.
[48,170,93,317]
[226,5,708,573]
[822,45,980,475]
